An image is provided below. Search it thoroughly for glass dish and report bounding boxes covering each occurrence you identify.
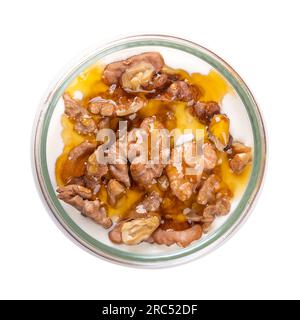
[32,35,266,267]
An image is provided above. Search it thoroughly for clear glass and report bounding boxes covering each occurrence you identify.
[32,35,266,267]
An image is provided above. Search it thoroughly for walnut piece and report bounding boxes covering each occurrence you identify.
[66,176,85,186]
[193,101,220,124]
[230,153,251,174]
[109,164,131,188]
[98,117,111,130]
[63,93,97,135]
[57,184,92,200]
[88,96,145,117]
[107,179,126,206]
[74,117,98,135]
[108,222,124,244]
[86,152,108,178]
[231,142,252,154]
[85,152,108,193]
[121,62,155,92]
[197,174,221,205]
[103,52,164,91]
[131,160,164,187]
[57,185,112,228]
[203,143,218,171]
[152,73,169,89]
[166,141,206,201]
[151,224,202,247]
[68,141,97,162]
[129,117,167,187]
[63,92,87,119]
[141,192,162,212]
[201,195,231,233]
[184,209,202,222]
[157,175,170,191]
[95,139,131,187]
[166,163,193,202]
[88,97,116,116]
[109,216,160,245]
[229,142,252,174]
[159,81,198,103]
[81,200,111,227]
[125,192,162,221]
[121,216,160,245]
[115,97,145,116]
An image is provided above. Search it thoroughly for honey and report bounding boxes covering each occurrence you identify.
[55,62,251,222]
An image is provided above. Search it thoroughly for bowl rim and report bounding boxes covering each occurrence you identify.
[32,34,267,267]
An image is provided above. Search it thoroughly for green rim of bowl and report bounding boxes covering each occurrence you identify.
[35,35,266,265]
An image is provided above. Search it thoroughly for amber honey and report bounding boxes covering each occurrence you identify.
[56,63,252,221]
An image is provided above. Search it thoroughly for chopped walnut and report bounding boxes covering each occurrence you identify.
[141,191,162,212]
[231,142,252,154]
[121,62,155,92]
[152,73,169,89]
[88,96,145,117]
[166,163,193,202]
[203,143,218,171]
[115,97,145,116]
[159,81,198,103]
[107,179,126,206]
[68,141,97,162]
[95,139,131,187]
[201,195,231,233]
[199,209,216,233]
[197,174,221,205]
[66,176,85,186]
[125,192,162,221]
[121,216,160,245]
[63,93,97,135]
[139,115,165,131]
[131,160,164,187]
[157,175,170,191]
[184,210,202,222]
[126,52,164,74]
[81,200,112,228]
[83,175,101,194]
[86,152,108,193]
[88,97,116,116]
[83,149,109,193]
[63,92,87,120]
[109,164,131,188]
[57,184,92,200]
[193,101,220,124]
[109,216,160,245]
[57,185,112,228]
[74,117,98,135]
[151,224,202,247]
[98,117,111,130]
[230,153,251,174]
[228,142,252,174]
[103,52,164,91]
[166,141,205,201]
[129,117,167,187]
[108,222,124,244]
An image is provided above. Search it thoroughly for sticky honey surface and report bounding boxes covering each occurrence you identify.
[56,63,251,219]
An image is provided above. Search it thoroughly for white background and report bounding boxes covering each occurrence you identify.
[0,0,299,300]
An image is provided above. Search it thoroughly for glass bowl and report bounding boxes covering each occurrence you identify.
[32,35,266,267]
